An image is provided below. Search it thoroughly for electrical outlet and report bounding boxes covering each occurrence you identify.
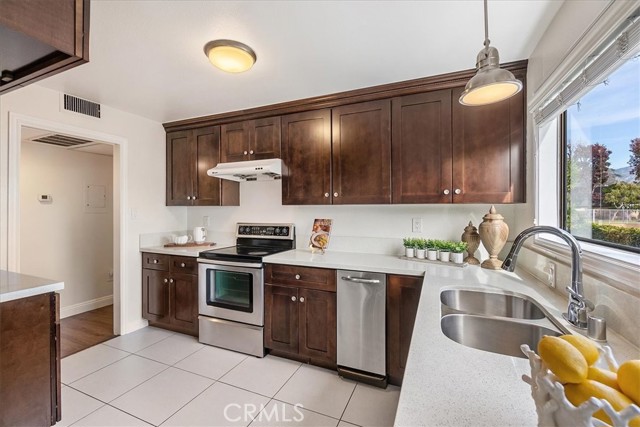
[412,217,423,233]
[108,269,114,282]
[544,261,556,288]
[203,216,210,227]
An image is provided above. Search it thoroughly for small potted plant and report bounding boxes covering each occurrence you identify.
[439,241,452,262]
[403,238,415,258]
[415,238,427,259]
[450,242,468,264]
[426,239,439,261]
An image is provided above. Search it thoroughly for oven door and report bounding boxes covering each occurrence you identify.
[198,260,264,326]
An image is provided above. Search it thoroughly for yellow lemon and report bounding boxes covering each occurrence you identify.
[560,334,600,366]
[564,380,640,427]
[588,366,620,391]
[538,335,588,384]
[618,360,640,406]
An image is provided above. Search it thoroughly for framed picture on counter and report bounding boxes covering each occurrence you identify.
[310,218,332,252]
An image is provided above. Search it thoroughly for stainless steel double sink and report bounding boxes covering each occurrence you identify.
[440,288,569,358]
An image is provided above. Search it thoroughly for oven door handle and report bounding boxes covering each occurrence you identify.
[198,259,263,269]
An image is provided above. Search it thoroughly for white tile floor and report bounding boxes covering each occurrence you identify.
[60,327,400,427]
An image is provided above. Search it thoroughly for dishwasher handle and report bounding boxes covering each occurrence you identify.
[341,276,381,284]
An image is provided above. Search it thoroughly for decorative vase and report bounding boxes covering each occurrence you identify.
[439,251,450,262]
[461,221,481,265]
[405,247,414,258]
[478,206,509,269]
[416,249,426,259]
[427,248,438,260]
[451,252,464,264]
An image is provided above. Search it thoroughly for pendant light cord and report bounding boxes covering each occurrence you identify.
[483,0,490,48]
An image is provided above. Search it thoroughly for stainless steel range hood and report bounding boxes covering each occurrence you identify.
[207,158,282,182]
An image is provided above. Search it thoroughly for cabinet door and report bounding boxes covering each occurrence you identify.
[392,90,453,203]
[281,109,332,205]
[193,126,222,206]
[142,269,170,325]
[166,130,194,206]
[451,79,525,203]
[170,273,198,336]
[221,121,250,163]
[264,285,299,354]
[250,116,281,160]
[387,274,422,386]
[332,100,392,204]
[298,288,336,363]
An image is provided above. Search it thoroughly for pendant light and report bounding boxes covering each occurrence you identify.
[459,0,522,106]
[203,39,257,73]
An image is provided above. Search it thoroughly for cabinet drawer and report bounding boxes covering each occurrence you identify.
[265,264,336,292]
[170,256,198,275]
[142,253,170,271]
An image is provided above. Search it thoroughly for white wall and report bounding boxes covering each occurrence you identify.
[0,84,187,334]
[20,141,114,316]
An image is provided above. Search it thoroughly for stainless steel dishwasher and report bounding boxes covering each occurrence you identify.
[337,270,387,388]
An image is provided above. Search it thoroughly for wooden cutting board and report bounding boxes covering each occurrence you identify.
[163,242,216,248]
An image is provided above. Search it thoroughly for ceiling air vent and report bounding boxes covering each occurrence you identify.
[32,134,93,148]
[63,94,101,118]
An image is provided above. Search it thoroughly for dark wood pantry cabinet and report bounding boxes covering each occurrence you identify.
[264,264,337,366]
[386,274,423,386]
[0,0,90,94]
[142,253,198,336]
[221,116,281,162]
[166,126,239,206]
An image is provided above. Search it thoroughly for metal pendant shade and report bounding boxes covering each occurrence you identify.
[459,0,522,106]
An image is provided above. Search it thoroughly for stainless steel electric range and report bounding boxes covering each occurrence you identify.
[197,223,295,357]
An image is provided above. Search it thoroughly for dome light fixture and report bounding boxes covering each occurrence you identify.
[203,39,257,73]
[459,0,522,106]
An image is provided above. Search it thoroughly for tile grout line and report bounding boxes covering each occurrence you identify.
[338,382,359,423]
[63,347,133,385]
[100,329,176,354]
[155,379,219,426]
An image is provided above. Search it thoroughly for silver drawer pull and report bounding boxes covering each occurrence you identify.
[299,297,305,303]
[341,276,381,284]
[180,262,186,267]
[163,278,168,283]
[291,296,297,302]
[295,274,301,280]
[169,279,174,283]
[454,188,461,195]
[153,259,159,264]
[249,150,254,155]
[443,189,450,195]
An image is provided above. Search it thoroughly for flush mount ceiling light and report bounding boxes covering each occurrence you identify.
[203,39,256,73]
[459,0,523,106]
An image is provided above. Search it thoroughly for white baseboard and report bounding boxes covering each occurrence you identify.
[61,295,113,319]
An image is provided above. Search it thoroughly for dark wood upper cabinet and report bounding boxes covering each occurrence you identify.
[0,0,90,94]
[332,100,392,204]
[166,126,239,206]
[451,78,525,203]
[281,109,332,205]
[221,116,281,162]
[392,90,453,203]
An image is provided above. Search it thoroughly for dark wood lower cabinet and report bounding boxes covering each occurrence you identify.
[264,282,337,366]
[0,292,61,426]
[387,274,423,386]
[141,253,198,336]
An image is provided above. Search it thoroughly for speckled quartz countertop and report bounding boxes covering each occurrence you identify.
[0,270,64,303]
[264,249,639,427]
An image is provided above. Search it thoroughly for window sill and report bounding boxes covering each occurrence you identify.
[525,237,640,298]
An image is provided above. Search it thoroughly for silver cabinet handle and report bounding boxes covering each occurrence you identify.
[299,297,305,303]
[295,274,301,280]
[454,188,461,195]
[187,196,192,200]
[193,195,197,200]
[180,263,186,267]
[243,151,248,155]
[153,259,158,264]
[333,192,338,197]
[341,276,381,284]
[249,150,254,155]
[163,278,168,283]
[169,279,174,283]
[443,189,450,195]
[291,296,297,302]
[324,193,329,198]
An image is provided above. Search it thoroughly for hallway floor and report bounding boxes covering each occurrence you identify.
[59,326,400,426]
[61,305,115,358]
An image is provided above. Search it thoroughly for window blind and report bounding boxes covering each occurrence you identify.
[533,8,640,125]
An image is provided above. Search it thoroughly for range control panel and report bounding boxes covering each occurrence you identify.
[236,223,295,240]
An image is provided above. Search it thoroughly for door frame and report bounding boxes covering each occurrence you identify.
[7,112,127,335]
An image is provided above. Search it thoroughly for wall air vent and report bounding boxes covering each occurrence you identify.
[63,94,101,118]
[32,134,93,148]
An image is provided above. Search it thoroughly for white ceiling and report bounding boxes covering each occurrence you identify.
[37,0,563,124]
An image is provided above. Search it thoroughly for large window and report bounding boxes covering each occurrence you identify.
[562,59,640,252]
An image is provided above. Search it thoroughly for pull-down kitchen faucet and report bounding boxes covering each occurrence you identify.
[501,226,593,329]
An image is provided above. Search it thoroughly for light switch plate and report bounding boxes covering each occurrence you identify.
[412,217,423,233]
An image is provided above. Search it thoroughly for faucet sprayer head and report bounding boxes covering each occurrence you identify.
[501,258,515,272]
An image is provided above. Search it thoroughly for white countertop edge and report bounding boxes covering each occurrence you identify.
[139,245,216,258]
[0,281,64,303]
